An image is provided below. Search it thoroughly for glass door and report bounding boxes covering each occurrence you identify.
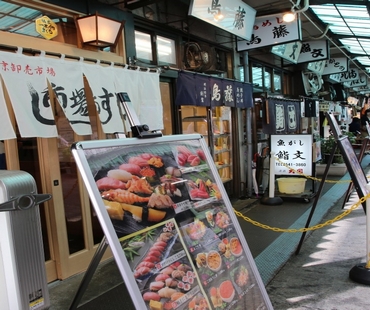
[179,105,233,183]
[211,106,233,182]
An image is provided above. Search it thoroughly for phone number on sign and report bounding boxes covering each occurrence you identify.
[276,163,306,167]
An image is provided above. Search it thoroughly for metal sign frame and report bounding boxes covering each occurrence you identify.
[71,134,273,309]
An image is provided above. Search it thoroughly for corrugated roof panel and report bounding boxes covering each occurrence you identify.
[310,3,370,68]
[0,15,22,29]
[12,7,41,19]
[12,21,41,37]
[355,57,370,66]
[0,1,21,14]
[0,1,42,36]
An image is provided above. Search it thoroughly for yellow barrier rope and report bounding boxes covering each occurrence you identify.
[233,157,370,232]
[234,193,368,233]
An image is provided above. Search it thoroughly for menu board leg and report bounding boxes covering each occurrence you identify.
[69,236,109,310]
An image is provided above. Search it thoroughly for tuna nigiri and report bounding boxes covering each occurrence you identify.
[153,241,167,248]
[136,261,155,270]
[149,281,165,291]
[150,245,166,252]
[128,156,149,167]
[143,292,160,302]
[96,177,127,191]
[119,163,141,175]
[143,255,160,263]
[134,266,151,278]
[147,250,162,258]
[155,274,170,282]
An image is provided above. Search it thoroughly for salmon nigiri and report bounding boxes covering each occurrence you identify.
[101,189,150,204]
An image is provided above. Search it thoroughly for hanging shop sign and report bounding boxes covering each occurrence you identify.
[301,72,323,96]
[271,134,313,176]
[328,68,360,83]
[175,71,253,108]
[188,0,256,41]
[306,60,326,75]
[343,74,367,88]
[300,97,319,118]
[270,41,302,64]
[353,84,370,93]
[322,57,348,75]
[72,134,273,310]
[297,40,329,64]
[329,68,360,83]
[236,13,301,52]
[35,16,58,40]
[0,50,163,140]
[262,97,301,134]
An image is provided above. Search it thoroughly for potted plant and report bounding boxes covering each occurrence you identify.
[319,132,356,164]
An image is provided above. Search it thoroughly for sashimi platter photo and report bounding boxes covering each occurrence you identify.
[72,135,272,310]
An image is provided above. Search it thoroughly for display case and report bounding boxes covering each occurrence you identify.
[181,106,233,183]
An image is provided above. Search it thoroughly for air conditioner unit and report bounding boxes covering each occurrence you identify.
[0,170,51,310]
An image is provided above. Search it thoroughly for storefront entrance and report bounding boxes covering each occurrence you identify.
[4,79,174,282]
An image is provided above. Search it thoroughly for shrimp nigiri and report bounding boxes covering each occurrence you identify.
[101,189,150,204]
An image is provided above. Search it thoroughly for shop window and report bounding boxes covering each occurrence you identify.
[252,64,263,91]
[250,62,289,94]
[274,70,282,94]
[239,66,244,82]
[134,30,176,65]
[157,35,176,64]
[264,67,272,92]
[135,30,153,61]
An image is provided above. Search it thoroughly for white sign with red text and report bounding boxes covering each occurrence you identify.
[271,134,313,175]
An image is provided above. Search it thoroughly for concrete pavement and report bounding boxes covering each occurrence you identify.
[266,192,370,310]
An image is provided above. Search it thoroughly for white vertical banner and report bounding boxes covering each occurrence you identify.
[42,56,92,136]
[113,68,163,131]
[83,62,125,134]
[0,50,57,138]
[0,79,16,140]
[132,70,163,131]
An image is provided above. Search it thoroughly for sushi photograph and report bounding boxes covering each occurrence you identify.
[120,219,211,310]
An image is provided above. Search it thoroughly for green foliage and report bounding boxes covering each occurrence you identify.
[320,132,356,164]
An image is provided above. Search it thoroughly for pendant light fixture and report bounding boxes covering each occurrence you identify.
[75,12,124,48]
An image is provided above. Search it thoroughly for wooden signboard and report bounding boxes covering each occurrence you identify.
[72,134,273,310]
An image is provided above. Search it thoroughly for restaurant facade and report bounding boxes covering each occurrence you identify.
[0,0,320,283]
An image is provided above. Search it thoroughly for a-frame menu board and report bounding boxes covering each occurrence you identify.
[326,112,368,211]
[336,135,369,210]
[72,134,273,310]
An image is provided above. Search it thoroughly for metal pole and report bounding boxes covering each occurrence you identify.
[348,183,370,284]
[243,51,253,197]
